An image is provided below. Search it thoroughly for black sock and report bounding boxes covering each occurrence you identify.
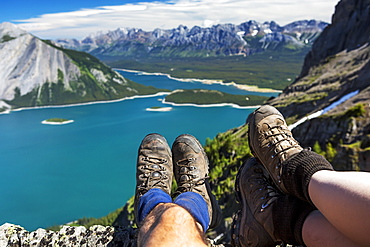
[281,149,333,204]
[273,195,316,245]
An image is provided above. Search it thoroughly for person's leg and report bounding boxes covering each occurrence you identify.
[302,210,358,247]
[247,105,334,203]
[134,133,173,225]
[138,203,207,247]
[231,158,361,247]
[231,158,316,247]
[135,134,203,247]
[247,105,370,246]
[171,134,222,230]
[134,134,220,247]
[308,170,370,246]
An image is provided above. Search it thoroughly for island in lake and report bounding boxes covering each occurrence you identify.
[164,89,269,106]
[146,106,173,112]
[42,118,74,125]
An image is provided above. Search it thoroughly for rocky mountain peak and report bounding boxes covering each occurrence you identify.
[300,0,370,78]
[0,22,28,38]
[55,19,328,58]
[283,19,328,33]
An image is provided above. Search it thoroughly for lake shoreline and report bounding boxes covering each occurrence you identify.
[115,68,282,93]
[0,90,261,116]
[0,69,277,115]
[0,92,171,115]
[162,99,260,109]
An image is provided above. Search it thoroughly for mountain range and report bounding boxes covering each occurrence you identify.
[0,22,162,112]
[56,20,328,59]
[1,19,327,112]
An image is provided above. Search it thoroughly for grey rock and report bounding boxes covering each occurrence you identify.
[0,223,225,247]
[0,223,138,247]
[300,0,370,78]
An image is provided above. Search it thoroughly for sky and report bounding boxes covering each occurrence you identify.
[2,0,340,40]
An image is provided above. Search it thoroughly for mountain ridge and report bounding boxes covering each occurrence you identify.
[56,19,328,58]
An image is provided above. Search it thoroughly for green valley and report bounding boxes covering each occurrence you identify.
[106,49,310,91]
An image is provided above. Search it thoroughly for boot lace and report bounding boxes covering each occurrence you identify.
[249,167,280,211]
[263,125,301,183]
[137,156,169,194]
[175,157,208,196]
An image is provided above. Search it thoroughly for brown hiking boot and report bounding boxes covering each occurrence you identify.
[134,133,173,224]
[231,158,283,247]
[172,134,222,229]
[247,105,303,194]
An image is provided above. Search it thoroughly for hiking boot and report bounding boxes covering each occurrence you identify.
[172,134,222,229]
[134,133,173,224]
[231,158,282,247]
[247,105,303,194]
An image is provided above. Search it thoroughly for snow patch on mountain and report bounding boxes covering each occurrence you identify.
[289,90,360,130]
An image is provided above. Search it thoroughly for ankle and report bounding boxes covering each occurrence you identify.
[273,195,316,245]
[281,149,333,204]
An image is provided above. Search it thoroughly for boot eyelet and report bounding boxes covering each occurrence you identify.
[151,164,159,169]
[151,171,161,178]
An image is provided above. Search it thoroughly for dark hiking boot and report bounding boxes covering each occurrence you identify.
[134,133,173,224]
[172,134,222,229]
[231,158,283,247]
[247,105,303,194]
[232,158,317,246]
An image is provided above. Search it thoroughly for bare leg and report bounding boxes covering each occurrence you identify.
[138,203,207,247]
[308,170,370,246]
[302,210,358,247]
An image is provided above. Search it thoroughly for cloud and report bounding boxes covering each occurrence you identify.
[14,0,339,39]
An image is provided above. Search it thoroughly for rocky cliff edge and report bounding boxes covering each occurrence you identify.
[0,223,223,247]
[268,0,370,171]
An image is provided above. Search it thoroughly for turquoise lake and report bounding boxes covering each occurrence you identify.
[0,70,278,230]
